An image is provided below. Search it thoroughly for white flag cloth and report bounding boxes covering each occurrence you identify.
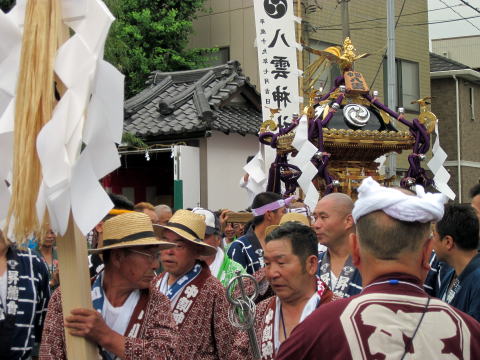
[0,7,23,223]
[0,0,124,236]
[242,150,267,204]
[352,177,448,224]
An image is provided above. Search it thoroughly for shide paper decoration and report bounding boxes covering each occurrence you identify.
[0,0,124,242]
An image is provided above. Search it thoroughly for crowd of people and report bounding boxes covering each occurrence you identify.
[2,177,480,359]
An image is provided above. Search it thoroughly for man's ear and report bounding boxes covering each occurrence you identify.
[110,249,124,269]
[444,235,455,251]
[306,255,318,276]
[349,232,361,267]
[421,237,434,272]
[345,214,354,230]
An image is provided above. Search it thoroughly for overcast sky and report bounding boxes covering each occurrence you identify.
[428,0,480,40]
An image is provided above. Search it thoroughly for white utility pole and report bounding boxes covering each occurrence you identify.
[339,0,351,39]
[386,0,397,178]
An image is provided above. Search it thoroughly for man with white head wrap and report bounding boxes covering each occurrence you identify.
[277,178,480,360]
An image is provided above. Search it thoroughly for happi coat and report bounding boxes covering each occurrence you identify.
[234,277,334,359]
[276,273,480,360]
[154,262,242,360]
[39,283,177,359]
[317,251,362,298]
[227,228,263,275]
[0,247,50,360]
[436,253,480,322]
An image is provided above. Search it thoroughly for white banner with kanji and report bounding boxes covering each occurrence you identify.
[253,0,300,123]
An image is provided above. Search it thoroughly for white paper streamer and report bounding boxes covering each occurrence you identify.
[36,0,124,235]
[427,122,456,200]
[243,150,267,197]
[289,115,319,210]
[0,8,23,222]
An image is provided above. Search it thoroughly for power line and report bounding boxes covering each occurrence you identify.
[313,4,467,29]
[458,0,480,14]
[439,0,480,32]
[307,14,480,31]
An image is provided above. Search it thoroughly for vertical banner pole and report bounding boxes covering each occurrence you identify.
[296,0,304,112]
[295,0,305,201]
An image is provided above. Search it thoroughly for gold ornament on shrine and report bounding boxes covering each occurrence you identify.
[259,38,437,199]
[413,96,437,134]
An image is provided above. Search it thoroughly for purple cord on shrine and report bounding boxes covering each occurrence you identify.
[321,93,344,127]
[318,76,345,102]
[362,93,413,129]
[413,118,430,152]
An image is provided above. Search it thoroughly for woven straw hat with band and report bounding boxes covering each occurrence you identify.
[155,209,216,256]
[90,211,175,253]
[265,212,311,237]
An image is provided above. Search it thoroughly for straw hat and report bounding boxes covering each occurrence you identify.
[265,212,311,236]
[155,209,216,256]
[90,211,175,253]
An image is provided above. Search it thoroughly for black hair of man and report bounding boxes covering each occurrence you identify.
[470,184,480,199]
[251,191,283,226]
[102,193,135,223]
[436,204,480,251]
[266,221,317,267]
[109,193,134,210]
[356,211,431,260]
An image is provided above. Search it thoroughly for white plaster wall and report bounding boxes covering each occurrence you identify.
[206,131,260,211]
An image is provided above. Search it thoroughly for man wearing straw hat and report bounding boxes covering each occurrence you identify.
[88,193,135,278]
[276,177,480,359]
[40,212,178,360]
[155,210,241,360]
[235,220,334,360]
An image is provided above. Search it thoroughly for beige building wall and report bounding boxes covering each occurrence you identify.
[190,0,258,87]
[432,76,480,202]
[191,0,431,171]
[432,36,480,69]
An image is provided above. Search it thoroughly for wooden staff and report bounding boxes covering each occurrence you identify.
[57,214,98,358]
[8,1,97,358]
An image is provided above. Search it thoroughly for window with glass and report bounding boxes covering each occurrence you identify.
[383,58,420,112]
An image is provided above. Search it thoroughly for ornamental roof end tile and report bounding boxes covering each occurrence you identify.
[124,61,262,139]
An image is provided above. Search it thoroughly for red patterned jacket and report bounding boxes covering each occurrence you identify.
[39,285,178,359]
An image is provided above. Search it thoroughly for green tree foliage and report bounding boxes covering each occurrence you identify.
[104,0,213,98]
[0,0,15,13]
